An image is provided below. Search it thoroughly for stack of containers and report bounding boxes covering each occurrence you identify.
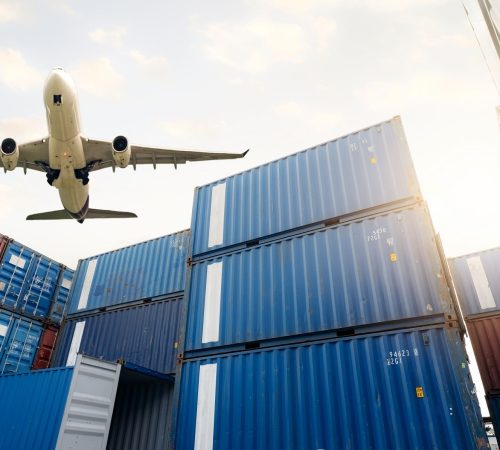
[449,247,500,435]
[51,230,189,376]
[0,234,74,373]
[172,117,488,449]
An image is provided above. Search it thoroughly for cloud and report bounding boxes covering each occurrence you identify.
[256,0,339,15]
[71,58,125,100]
[161,119,226,139]
[0,2,22,23]
[0,116,47,142]
[356,69,489,112]
[0,49,43,90]
[89,26,127,47]
[274,101,340,135]
[129,50,168,81]
[193,16,335,73]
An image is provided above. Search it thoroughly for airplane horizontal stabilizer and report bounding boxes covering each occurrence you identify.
[26,209,137,220]
[26,210,73,220]
[85,209,137,219]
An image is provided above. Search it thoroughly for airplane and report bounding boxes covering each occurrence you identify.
[0,68,248,223]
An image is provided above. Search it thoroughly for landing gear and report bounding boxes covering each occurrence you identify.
[75,161,99,185]
[74,168,90,185]
[46,169,61,186]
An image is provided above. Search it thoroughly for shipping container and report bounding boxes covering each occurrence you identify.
[107,376,173,450]
[53,297,182,374]
[174,326,487,450]
[466,315,500,393]
[67,230,189,314]
[0,240,64,320]
[449,246,500,318]
[0,234,10,262]
[49,268,74,324]
[0,309,43,374]
[0,355,173,450]
[0,365,73,450]
[32,325,58,370]
[190,116,421,259]
[488,394,500,438]
[184,204,455,354]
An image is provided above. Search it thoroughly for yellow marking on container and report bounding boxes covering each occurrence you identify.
[370,157,377,164]
[390,253,397,262]
[416,387,424,398]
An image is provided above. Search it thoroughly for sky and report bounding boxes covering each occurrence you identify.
[0,0,499,414]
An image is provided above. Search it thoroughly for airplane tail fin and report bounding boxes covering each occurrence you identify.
[26,209,137,221]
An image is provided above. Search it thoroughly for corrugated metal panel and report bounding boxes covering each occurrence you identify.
[0,309,43,374]
[0,366,73,450]
[107,378,173,450]
[466,315,500,393]
[67,230,189,314]
[0,234,10,263]
[175,327,488,450]
[190,116,422,258]
[184,205,454,352]
[53,298,182,374]
[0,240,63,319]
[49,268,74,325]
[487,394,500,437]
[449,246,500,318]
[56,355,121,450]
[32,325,59,370]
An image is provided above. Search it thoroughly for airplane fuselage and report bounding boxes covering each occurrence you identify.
[43,69,89,220]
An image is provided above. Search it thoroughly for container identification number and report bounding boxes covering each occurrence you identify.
[367,227,388,242]
[386,349,410,366]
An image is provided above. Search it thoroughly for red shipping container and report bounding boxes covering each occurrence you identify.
[32,326,58,370]
[0,235,10,263]
[467,314,500,394]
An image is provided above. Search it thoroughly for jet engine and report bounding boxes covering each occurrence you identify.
[111,135,131,168]
[1,138,19,171]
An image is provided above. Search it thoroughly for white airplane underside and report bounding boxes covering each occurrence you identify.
[0,68,248,223]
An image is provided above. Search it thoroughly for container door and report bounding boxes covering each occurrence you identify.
[49,269,74,324]
[32,326,59,370]
[0,316,43,374]
[0,242,36,312]
[20,257,60,319]
[56,355,121,450]
[0,310,13,365]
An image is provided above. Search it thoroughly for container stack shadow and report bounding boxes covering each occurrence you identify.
[0,233,74,373]
[449,247,500,437]
[172,116,488,449]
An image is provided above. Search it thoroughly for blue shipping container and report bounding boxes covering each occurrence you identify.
[53,298,182,374]
[67,230,189,314]
[184,204,454,353]
[175,327,487,450]
[0,309,43,374]
[49,268,74,324]
[487,394,500,437]
[0,366,73,450]
[190,116,421,259]
[0,240,63,320]
[449,246,500,318]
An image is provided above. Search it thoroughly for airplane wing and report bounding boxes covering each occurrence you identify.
[0,139,49,173]
[82,138,249,171]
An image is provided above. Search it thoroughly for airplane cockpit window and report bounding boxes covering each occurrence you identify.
[53,94,62,105]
